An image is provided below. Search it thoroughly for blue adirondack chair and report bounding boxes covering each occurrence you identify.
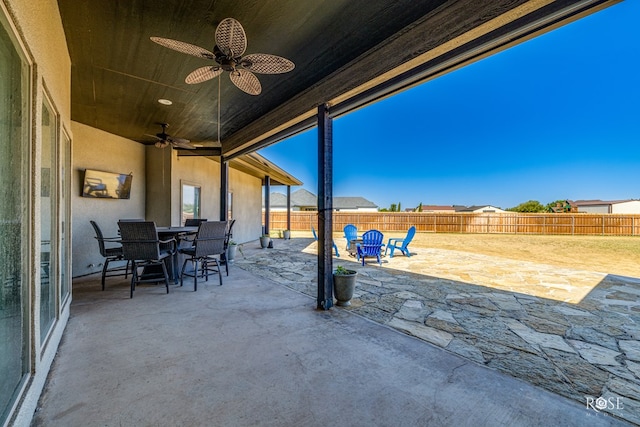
[385,226,416,258]
[343,224,359,250]
[356,229,384,266]
[311,226,340,257]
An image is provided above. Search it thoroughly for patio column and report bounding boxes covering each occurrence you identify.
[220,158,228,221]
[317,103,333,310]
[286,185,291,231]
[264,175,270,235]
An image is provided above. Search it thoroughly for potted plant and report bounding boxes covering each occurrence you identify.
[332,265,357,306]
[283,229,291,240]
[226,240,243,263]
[259,234,271,249]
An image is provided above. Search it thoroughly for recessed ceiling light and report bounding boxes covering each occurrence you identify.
[158,98,172,105]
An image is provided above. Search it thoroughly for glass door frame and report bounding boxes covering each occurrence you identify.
[39,86,60,350]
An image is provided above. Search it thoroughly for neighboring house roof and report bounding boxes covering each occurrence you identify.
[455,205,506,213]
[415,205,456,212]
[291,189,318,207]
[265,189,378,210]
[269,192,288,207]
[334,197,378,210]
[574,199,634,206]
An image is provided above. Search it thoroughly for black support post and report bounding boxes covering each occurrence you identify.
[264,176,270,235]
[317,104,333,310]
[286,185,291,232]
[220,158,228,221]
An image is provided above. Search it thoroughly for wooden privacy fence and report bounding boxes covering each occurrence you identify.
[264,211,640,236]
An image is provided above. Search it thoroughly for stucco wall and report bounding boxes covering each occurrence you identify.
[612,201,640,214]
[72,121,146,277]
[229,167,262,244]
[578,205,609,214]
[171,152,221,225]
[145,146,172,226]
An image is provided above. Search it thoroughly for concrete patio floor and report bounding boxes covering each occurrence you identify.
[31,238,636,426]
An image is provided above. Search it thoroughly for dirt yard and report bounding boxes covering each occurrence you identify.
[405,233,640,278]
[290,230,639,278]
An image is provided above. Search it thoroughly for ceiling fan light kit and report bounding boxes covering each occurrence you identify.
[151,17,294,95]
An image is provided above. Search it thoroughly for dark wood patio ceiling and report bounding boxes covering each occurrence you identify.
[57,0,617,160]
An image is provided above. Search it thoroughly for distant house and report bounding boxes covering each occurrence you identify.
[548,200,578,213]
[409,205,457,213]
[455,205,507,213]
[574,199,640,214]
[266,189,378,212]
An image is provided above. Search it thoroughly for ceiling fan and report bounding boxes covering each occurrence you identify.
[145,123,195,149]
[151,17,294,95]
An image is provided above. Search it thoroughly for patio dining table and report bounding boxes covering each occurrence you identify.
[156,226,198,281]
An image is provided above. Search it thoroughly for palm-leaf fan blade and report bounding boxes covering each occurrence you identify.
[186,66,223,84]
[150,37,215,60]
[230,69,261,95]
[215,18,247,58]
[242,54,295,74]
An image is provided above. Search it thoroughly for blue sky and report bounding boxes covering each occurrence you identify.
[259,1,640,210]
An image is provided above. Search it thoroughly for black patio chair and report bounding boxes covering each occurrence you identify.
[179,221,227,291]
[90,220,130,290]
[185,218,207,226]
[118,221,176,298]
[180,218,208,249]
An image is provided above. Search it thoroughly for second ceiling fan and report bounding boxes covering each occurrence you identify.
[151,17,295,95]
[145,123,195,149]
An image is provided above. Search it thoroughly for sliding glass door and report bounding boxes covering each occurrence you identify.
[0,11,29,424]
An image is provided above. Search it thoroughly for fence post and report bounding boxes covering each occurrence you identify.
[571,215,574,236]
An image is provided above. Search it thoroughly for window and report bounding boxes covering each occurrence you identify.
[181,183,201,225]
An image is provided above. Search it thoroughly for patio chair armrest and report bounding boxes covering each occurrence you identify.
[159,237,177,254]
[96,236,121,242]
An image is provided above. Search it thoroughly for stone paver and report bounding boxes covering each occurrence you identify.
[236,237,640,425]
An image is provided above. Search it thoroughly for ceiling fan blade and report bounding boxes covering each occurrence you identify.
[150,37,215,60]
[171,140,196,149]
[215,18,247,58]
[241,54,295,74]
[230,69,261,95]
[144,133,162,141]
[185,66,223,84]
[166,135,194,149]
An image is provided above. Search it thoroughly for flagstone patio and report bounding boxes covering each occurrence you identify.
[235,237,640,425]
